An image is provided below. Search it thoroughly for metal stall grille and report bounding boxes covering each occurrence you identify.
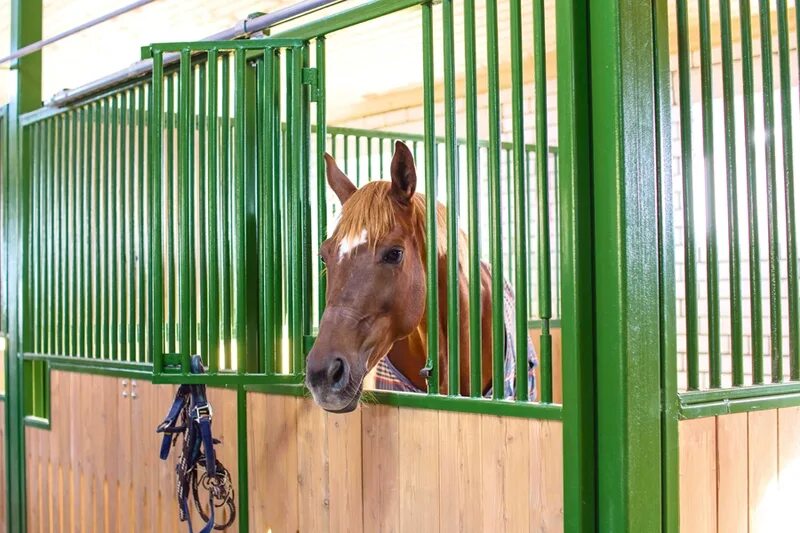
[667,0,800,413]
[147,39,313,384]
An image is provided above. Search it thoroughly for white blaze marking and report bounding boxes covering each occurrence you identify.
[338,228,368,260]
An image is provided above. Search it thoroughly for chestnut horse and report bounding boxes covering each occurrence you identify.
[306,141,511,413]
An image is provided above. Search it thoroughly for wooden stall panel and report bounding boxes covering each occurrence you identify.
[778,407,800,530]
[716,413,748,533]
[248,395,564,533]
[23,371,239,533]
[748,410,779,533]
[679,417,717,533]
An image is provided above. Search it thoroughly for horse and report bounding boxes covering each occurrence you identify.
[305,141,533,413]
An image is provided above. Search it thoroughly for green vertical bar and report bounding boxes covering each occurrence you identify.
[260,49,275,375]
[301,45,313,352]
[179,49,191,373]
[355,133,361,185]
[198,61,209,366]
[464,0,482,397]
[288,47,303,374]
[60,113,69,356]
[759,0,782,381]
[485,0,504,398]
[719,0,744,386]
[221,54,232,369]
[188,62,197,358]
[510,0,529,401]
[166,74,176,360]
[234,48,247,373]
[150,51,165,374]
[534,0,552,402]
[422,2,439,394]
[207,50,220,373]
[740,0,763,384]
[777,0,798,379]
[699,0,721,388]
[137,86,147,363]
[442,0,460,396]
[343,134,349,177]
[48,118,55,355]
[676,0,699,389]
[32,124,41,353]
[119,90,129,362]
[79,107,89,357]
[127,90,135,362]
[316,39,327,325]
[70,110,79,357]
[92,102,101,359]
[112,96,121,359]
[55,115,63,355]
[271,51,284,370]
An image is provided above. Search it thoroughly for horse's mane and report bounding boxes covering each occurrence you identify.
[331,181,470,268]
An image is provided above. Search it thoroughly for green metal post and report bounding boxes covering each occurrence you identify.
[556,0,595,529]
[591,0,662,530]
[7,1,42,530]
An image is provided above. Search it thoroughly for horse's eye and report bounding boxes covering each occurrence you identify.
[319,254,327,265]
[382,248,404,265]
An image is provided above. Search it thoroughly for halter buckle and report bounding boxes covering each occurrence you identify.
[192,403,213,421]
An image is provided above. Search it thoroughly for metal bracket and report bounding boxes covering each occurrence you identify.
[302,67,320,102]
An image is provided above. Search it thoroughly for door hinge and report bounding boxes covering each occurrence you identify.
[302,67,320,102]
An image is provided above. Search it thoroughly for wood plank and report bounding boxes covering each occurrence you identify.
[328,408,364,533]
[716,413,748,533]
[213,388,240,533]
[504,417,531,532]
[362,404,400,533]
[438,411,482,533]
[748,410,778,533]
[25,427,39,533]
[481,415,506,533]
[530,419,564,533]
[678,417,717,533]
[297,397,331,533]
[399,408,440,533]
[249,394,299,533]
[778,407,800,529]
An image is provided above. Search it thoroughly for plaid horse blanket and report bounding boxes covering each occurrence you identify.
[374,280,538,400]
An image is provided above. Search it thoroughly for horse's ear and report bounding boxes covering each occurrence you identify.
[324,153,356,204]
[389,141,416,205]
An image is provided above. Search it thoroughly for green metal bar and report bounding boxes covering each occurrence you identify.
[188,63,197,360]
[288,47,304,374]
[463,0,481,397]
[355,132,361,185]
[137,86,147,363]
[260,49,275,375]
[442,0,460,396]
[777,0,799,380]
[759,0,782,382]
[699,0,721,388]
[81,107,90,358]
[680,382,800,404]
[126,89,135,362]
[92,102,101,359]
[719,0,743,386]
[198,61,209,366]
[110,95,119,360]
[207,49,219,373]
[680,392,800,419]
[534,0,551,402]
[119,90,129,362]
[740,0,763,384]
[166,74,176,361]
[316,39,327,326]
[675,0,699,389]
[179,49,191,373]
[150,50,165,375]
[421,2,439,394]
[510,0,529,401]
[56,115,64,355]
[47,118,55,356]
[367,390,563,420]
[271,51,284,371]
[31,124,40,354]
[486,0,504,401]
[70,109,78,357]
[234,48,247,373]
[300,45,313,356]
[274,0,422,39]
[221,54,232,369]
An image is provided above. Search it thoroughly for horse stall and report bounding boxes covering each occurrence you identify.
[1,0,800,532]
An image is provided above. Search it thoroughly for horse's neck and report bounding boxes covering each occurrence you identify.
[387,254,489,395]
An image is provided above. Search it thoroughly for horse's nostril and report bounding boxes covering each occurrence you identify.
[329,357,348,391]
